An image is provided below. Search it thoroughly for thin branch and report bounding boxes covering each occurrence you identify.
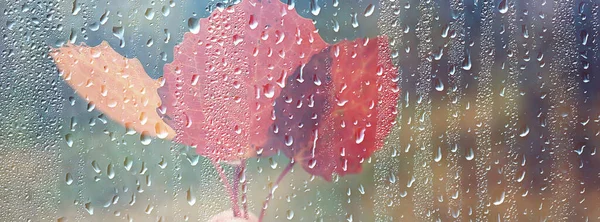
[259,160,295,222]
[210,158,241,217]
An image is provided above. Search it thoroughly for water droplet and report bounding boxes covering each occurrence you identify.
[188,17,200,34]
[71,0,81,15]
[155,122,170,139]
[351,12,359,28]
[434,78,444,91]
[187,188,196,206]
[65,133,73,147]
[249,15,258,29]
[466,147,474,161]
[434,146,442,162]
[355,128,366,144]
[144,8,155,20]
[84,202,94,215]
[140,131,152,145]
[91,160,101,174]
[364,4,375,17]
[124,157,133,171]
[493,191,505,205]
[233,34,244,46]
[310,0,321,16]
[65,173,73,185]
[263,84,275,98]
[107,163,115,179]
[519,125,529,137]
[498,0,508,14]
[286,210,294,220]
[284,135,294,146]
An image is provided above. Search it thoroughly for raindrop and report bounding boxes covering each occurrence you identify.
[461,53,472,70]
[434,78,444,91]
[355,128,366,144]
[310,0,321,16]
[519,125,529,137]
[233,34,244,45]
[434,146,442,162]
[465,147,474,161]
[284,135,294,146]
[140,131,152,145]
[351,12,359,28]
[249,15,258,29]
[65,173,73,185]
[124,157,133,171]
[286,210,294,220]
[91,160,101,174]
[107,163,115,179]
[364,4,375,17]
[580,30,588,45]
[144,8,155,20]
[493,191,505,205]
[65,133,73,147]
[84,202,94,215]
[71,0,81,15]
[263,84,275,98]
[187,188,196,206]
[498,0,508,14]
[188,17,200,34]
[186,154,200,166]
[155,123,170,139]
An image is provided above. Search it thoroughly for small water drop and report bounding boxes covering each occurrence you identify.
[263,84,275,98]
[187,188,196,206]
[466,147,474,161]
[498,0,508,14]
[284,135,294,146]
[140,131,152,145]
[434,146,442,162]
[493,191,505,205]
[144,8,155,20]
[351,12,359,28]
[364,4,375,17]
[310,0,321,16]
[355,128,366,144]
[519,125,529,137]
[107,163,115,179]
[249,15,258,29]
[84,202,94,215]
[65,173,73,185]
[434,78,444,91]
[188,17,200,34]
[124,157,133,171]
[65,134,73,147]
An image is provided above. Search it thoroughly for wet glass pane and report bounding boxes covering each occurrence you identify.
[0,0,599,221]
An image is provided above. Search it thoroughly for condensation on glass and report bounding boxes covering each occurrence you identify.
[0,0,598,221]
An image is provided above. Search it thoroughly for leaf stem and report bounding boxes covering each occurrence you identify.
[258,160,295,222]
[239,159,249,219]
[210,158,241,217]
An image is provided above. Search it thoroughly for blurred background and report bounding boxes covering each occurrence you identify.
[1,0,599,221]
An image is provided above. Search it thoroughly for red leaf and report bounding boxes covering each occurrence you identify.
[158,0,328,162]
[269,36,399,180]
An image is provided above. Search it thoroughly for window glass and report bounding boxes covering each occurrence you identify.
[1,0,598,221]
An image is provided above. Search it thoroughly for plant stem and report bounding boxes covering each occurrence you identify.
[210,158,241,217]
[258,161,295,222]
[233,162,241,217]
[240,159,249,219]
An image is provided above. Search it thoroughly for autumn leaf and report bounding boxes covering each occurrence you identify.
[158,0,328,162]
[268,36,399,181]
[51,41,175,140]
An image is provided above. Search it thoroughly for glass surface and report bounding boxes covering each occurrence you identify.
[1,0,599,221]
